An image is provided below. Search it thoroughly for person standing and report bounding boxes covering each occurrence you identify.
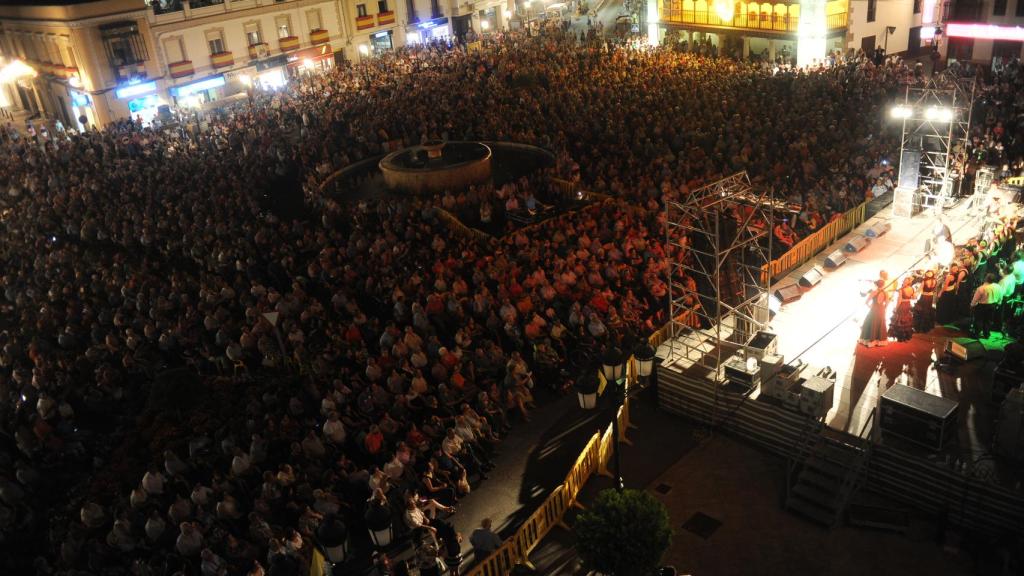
[859,279,890,347]
[936,264,961,325]
[971,273,1001,340]
[469,518,502,560]
[914,269,938,332]
[889,277,916,342]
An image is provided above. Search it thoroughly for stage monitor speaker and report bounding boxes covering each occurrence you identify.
[945,339,986,362]
[865,221,892,238]
[773,284,802,304]
[844,235,870,253]
[898,148,921,189]
[799,265,825,288]
[824,250,848,268]
[892,186,921,218]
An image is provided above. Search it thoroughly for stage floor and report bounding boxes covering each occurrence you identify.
[765,199,1007,461]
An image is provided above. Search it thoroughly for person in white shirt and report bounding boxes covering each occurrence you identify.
[231,448,251,476]
[141,466,165,496]
[176,522,203,557]
[971,273,1002,339]
[323,412,346,445]
[145,509,167,542]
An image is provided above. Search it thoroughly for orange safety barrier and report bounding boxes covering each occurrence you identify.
[464,390,631,576]
[762,201,867,281]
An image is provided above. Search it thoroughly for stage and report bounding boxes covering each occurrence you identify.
[767,197,1005,460]
[655,197,1024,535]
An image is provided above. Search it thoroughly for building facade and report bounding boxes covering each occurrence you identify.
[944,0,1024,64]
[0,0,159,129]
[146,0,347,117]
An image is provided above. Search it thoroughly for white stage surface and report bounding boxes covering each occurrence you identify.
[764,198,1001,456]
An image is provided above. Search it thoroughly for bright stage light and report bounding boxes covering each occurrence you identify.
[925,106,954,123]
[0,59,37,83]
[890,105,913,119]
[713,0,734,22]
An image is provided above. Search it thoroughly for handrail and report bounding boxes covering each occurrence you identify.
[785,415,823,505]
[833,407,876,526]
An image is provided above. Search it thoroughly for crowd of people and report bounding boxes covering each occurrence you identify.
[0,27,959,576]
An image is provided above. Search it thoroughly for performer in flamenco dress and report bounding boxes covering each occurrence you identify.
[859,279,890,347]
[889,277,917,342]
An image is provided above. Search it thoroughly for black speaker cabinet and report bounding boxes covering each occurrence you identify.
[880,384,958,451]
[898,148,922,189]
[799,265,825,288]
[824,250,848,268]
[773,284,802,304]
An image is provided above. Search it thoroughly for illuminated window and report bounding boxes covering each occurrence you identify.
[276,15,293,38]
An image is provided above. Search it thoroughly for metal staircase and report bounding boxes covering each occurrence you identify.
[785,409,876,527]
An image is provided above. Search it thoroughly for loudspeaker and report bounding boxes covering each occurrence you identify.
[865,222,892,238]
[844,235,870,253]
[898,148,921,189]
[945,339,985,362]
[799,265,825,288]
[893,186,921,218]
[824,250,848,268]
[773,284,802,304]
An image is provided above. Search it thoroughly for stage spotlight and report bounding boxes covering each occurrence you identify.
[925,106,954,123]
[865,222,892,238]
[844,235,870,253]
[824,249,848,268]
[890,105,912,119]
[798,265,825,288]
[773,284,802,304]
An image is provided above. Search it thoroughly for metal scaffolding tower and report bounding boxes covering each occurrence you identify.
[664,171,773,376]
[893,71,976,212]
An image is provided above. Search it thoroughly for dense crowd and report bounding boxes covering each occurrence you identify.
[0,30,927,576]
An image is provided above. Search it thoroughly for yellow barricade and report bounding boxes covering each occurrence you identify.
[762,201,867,281]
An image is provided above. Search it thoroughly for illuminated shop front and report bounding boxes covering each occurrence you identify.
[286,44,336,73]
[170,74,225,108]
[114,80,161,125]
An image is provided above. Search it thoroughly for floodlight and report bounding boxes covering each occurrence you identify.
[925,106,953,123]
[890,105,913,119]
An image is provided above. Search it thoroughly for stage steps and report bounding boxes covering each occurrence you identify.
[785,427,872,528]
[654,364,1024,536]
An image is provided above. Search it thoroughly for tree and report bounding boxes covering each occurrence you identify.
[574,488,672,576]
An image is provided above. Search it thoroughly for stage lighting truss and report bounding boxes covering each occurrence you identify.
[891,72,976,212]
[664,171,773,378]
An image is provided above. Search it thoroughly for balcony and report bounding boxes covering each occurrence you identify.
[356,15,376,30]
[279,35,300,51]
[168,60,195,78]
[659,0,848,33]
[310,29,331,45]
[377,10,396,25]
[248,42,270,59]
[210,51,234,69]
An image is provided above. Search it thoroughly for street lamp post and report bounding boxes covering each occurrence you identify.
[601,346,627,491]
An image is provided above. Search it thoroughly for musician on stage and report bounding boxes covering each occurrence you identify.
[913,269,938,332]
[936,264,961,325]
[859,279,890,347]
[889,277,917,342]
[970,274,1002,340]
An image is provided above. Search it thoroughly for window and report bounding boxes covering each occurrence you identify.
[357,4,368,17]
[100,21,149,67]
[276,15,292,38]
[306,8,323,29]
[913,0,921,13]
[244,22,263,45]
[205,30,225,54]
[1017,0,1024,16]
[163,36,184,62]
[993,0,1006,15]
[378,0,389,12]
[866,0,876,21]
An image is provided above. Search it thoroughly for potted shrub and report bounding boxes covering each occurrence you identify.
[575,489,672,576]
